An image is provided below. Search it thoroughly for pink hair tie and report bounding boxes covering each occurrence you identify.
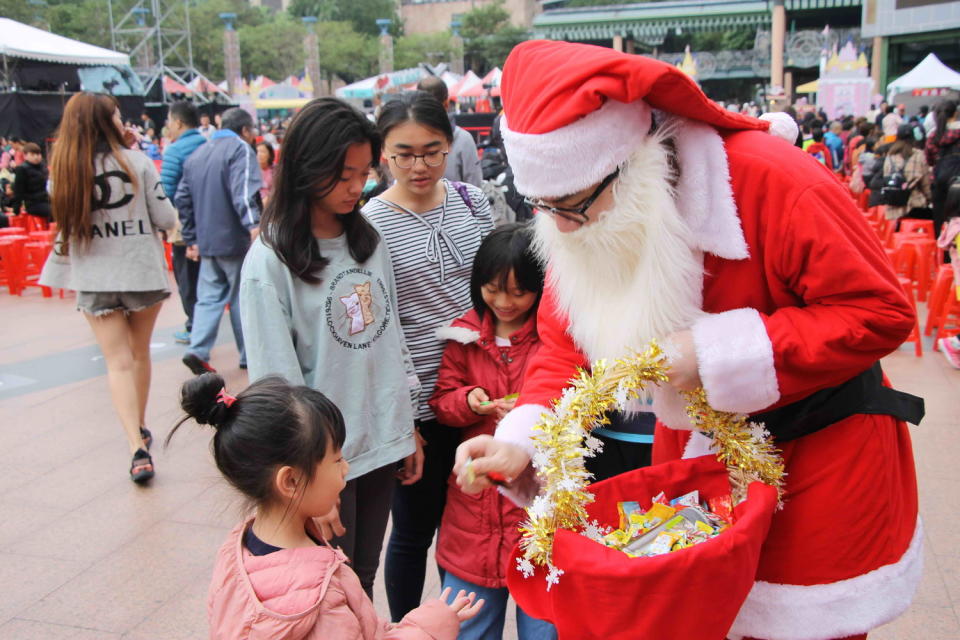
[217,388,237,408]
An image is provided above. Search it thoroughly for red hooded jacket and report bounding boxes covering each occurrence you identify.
[429,308,540,588]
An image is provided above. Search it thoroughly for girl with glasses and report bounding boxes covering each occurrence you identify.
[239,98,424,599]
[362,91,494,622]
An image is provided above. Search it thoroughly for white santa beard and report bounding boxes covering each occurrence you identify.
[533,129,706,365]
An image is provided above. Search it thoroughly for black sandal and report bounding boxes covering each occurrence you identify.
[140,427,152,450]
[130,448,154,484]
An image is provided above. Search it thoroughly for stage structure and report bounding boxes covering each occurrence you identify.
[108,0,228,105]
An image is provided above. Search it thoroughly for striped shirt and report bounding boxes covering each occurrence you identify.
[363,180,493,419]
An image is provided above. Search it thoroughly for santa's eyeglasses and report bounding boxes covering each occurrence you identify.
[524,168,620,226]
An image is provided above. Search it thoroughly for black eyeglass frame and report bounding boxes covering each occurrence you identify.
[389,150,450,169]
[524,167,621,226]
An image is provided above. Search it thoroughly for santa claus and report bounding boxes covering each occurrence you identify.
[454,41,924,640]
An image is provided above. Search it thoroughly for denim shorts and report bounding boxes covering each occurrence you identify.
[76,290,169,316]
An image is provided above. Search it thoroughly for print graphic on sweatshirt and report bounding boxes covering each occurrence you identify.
[85,171,160,239]
[325,268,391,349]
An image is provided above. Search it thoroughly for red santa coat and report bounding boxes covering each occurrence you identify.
[497,127,921,640]
[430,309,541,589]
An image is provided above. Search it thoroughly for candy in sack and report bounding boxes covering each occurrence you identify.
[708,494,736,525]
[670,490,700,508]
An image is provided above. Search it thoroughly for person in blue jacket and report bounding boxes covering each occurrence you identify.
[175,107,262,375]
[160,101,206,344]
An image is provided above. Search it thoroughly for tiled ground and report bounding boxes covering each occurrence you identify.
[0,277,957,639]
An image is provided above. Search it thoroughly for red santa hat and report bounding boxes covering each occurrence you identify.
[500,40,797,198]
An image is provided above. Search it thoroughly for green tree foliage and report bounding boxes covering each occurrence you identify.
[394,32,453,71]
[288,0,398,37]
[689,28,756,52]
[239,14,307,80]
[186,0,266,81]
[460,0,527,74]
[47,1,113,49]
[0,0,46,26]
[315,21,377,84]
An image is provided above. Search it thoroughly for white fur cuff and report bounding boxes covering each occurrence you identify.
[729,519,924,640]
[494,403,552,460]
[692,308,780,414]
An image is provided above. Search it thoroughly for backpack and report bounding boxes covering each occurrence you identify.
[451,181,478,217]
[861,152,881,183]
[880,155,910,207]
[481,176,515,228]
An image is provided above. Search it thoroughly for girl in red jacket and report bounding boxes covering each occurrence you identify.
[430,224,556,640]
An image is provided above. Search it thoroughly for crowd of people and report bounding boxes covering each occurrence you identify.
[2,49,954,637]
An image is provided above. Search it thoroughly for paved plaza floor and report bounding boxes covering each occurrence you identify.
[0,277,957,639]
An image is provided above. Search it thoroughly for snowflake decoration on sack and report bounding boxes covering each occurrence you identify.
[581,519,609,543]
[516,556,536,579]
[545,565,565,591]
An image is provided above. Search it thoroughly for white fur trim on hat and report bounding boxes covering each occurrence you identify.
[502,99,651,199]
[691,308,780,414]
[672,117,750,261]
[759,112,800,145]
[435,325,481,344]
[728,518,924,640]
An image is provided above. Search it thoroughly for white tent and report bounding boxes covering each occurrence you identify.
[887,53,960,100]
[0,18,130,66]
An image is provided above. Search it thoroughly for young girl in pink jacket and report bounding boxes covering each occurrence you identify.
[429,224,556,640]
[171,373,483,639]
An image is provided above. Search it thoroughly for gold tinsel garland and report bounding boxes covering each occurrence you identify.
[516,341,785,586]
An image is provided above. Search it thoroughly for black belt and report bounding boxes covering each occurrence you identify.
[750,362,924,443]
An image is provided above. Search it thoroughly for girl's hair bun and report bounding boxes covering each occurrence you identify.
[180,372,232,428]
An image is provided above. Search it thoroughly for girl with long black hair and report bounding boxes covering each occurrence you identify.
[239,97,423,598]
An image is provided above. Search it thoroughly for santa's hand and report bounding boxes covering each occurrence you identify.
[454,435,530,494]
[665,329,702,391]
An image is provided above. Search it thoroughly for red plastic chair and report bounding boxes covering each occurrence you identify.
[22,241,54,297]
[897,276,923,357]
[897,219,934,236]
[0,235,29,295]
[0,228,25,237]
[895,237,937,302]
[925,265,955,338]
[24,215,50,233]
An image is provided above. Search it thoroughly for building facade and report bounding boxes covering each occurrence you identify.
[532,0,864,103]
[860,0,960,91]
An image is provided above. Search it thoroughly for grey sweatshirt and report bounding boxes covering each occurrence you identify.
[239,233,419,480]
[40,149,177,292]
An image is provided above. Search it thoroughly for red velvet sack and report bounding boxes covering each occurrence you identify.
[507,455,778,640]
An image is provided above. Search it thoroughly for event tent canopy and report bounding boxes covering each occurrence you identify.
[0,17,130,66]
[887,53,960,99]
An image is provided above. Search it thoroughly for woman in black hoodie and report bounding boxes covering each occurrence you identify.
[11,142,51,220]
